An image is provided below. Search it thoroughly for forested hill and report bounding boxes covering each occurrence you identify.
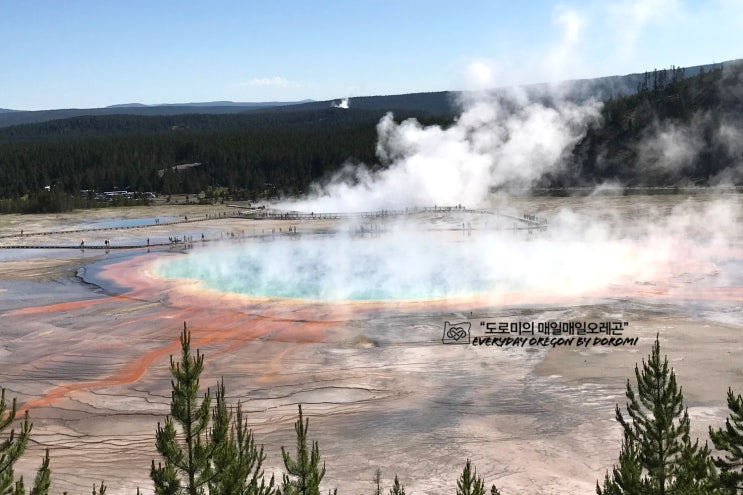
[0,107,450,142]
[0,93,459,128]
[555,61,743,189]
[0,107,453,211]
[0,61,742,213]
[0,103,303,129]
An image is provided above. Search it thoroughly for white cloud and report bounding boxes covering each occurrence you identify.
[244,76,299,88]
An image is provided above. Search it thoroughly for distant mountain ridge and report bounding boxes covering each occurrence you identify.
[0,60,738,128]
[106,100,314,108]
[0,100,318,128]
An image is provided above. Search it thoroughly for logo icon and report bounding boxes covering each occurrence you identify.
[442,321,471,344]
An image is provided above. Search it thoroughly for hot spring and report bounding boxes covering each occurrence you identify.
[153,228,657,302]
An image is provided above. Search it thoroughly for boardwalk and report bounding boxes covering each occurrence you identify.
[243,205,490,220]
[0,211,240,249]
[241,205,547,226]
[0,211,239,240]
[0,206,547,250]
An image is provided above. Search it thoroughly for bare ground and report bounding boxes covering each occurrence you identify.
[0,200,741,495]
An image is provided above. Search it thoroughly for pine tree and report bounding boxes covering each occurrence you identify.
[597,432,647,495]
[280,405,336,495]
[207,381,275,495]
[151,323,275,495]
[0,387,52,495]
[599,335,717,494]
[151,323,212,495]
[29,450,51,495]
[489,484,501,495]
[372,468,381,495]
[389,475,405,495]
[710,388,743,493]
[456,460,484,495]
[674,439,720,495]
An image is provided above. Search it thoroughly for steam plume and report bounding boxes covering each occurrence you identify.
[283,91,601,213]
[332,98,350,109]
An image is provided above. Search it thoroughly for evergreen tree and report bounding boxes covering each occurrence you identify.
[207,381,275,495]
[456,460,484,495]
[597,432,647,495]
[151,323,212,495]
[389,475,405,495]
[280,405,336,495]
[152,323,275,495]
[0,387,52,495]
[489,484,501,495]
[710,388,743,493]
[29,450,51,495]
[599,335,718,494]
[372,468,381,495]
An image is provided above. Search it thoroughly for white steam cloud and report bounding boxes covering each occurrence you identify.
[637,119,704,176]
[545,7,587,82]
[332,98,350,109]
[160,196,739,304]
[282,91,601,213]
[609,0,682,64]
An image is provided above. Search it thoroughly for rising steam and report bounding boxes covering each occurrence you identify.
[332,98,350,109]
[285,91,601,213]
[158,195,738,303]
[160,79,743,304]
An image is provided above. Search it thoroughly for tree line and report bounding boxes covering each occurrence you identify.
[0,109,453,213]
[1,64,742,214]
[2,323,743,494]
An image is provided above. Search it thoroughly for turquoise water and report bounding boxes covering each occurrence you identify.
[155,236,515,301]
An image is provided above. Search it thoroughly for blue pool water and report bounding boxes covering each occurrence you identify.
[154,235,517,301]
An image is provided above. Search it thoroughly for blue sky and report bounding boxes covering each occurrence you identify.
[1,0,742,110]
